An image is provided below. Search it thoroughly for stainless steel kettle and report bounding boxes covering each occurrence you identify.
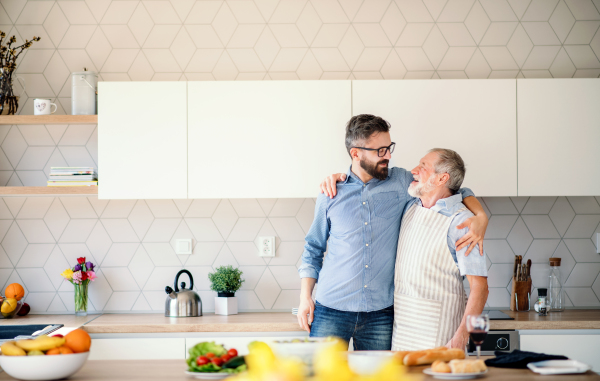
[165,269,202,317]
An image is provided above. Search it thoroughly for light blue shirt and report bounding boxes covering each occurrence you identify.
[412,194,488,277]
[298,166,475,313]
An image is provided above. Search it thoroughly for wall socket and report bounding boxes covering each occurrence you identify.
[258,236,275,257]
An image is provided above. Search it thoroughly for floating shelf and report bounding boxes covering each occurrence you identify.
[0,187,98,195]
[0,115,98,125]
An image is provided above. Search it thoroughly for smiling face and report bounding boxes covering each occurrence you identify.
[352,131,392,181]
[408,151,445,197]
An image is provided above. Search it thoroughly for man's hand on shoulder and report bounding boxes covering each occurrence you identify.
[319,173,346,198]
[455,213,488,256]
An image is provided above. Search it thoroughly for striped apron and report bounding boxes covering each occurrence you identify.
[392,203,467,351]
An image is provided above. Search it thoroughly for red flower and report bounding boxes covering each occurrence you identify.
[77,257,86,264]
[81,271,88,281]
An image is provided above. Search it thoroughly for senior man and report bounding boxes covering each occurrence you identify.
[393,148,488,351]
[297,114,489,350]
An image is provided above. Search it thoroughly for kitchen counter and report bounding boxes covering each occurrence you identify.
[81,310,600,333]
[0,359,596,380]
[2,310,599,334]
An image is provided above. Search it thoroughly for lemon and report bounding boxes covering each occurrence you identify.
[1,298,18,315]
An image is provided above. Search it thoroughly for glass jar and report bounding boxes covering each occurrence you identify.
[548,257,564,312]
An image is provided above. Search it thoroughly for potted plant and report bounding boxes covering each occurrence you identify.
[208,265,244,315]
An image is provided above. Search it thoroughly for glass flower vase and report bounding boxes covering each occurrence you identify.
[74,282,88,317]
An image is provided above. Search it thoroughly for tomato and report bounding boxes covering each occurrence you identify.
[205,352,215,359]
[227,348,238,357]
[196,356,209,366]
[220,354,232,362]
[211,357,224,367]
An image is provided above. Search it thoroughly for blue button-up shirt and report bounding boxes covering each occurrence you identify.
[411,195,488,277]
[298,166,474,312]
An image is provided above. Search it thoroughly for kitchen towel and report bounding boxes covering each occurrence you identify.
[485,350,568,368]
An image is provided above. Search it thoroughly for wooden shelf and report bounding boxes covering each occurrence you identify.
[0,186,98,195]
[0,115,98,125]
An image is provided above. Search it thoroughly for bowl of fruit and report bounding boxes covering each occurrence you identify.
[269,337,336,370]
[0,329,92,380]
[185,341,245,379]
[0,283,26,318]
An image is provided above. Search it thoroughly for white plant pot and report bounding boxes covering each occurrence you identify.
[215,296,238,315]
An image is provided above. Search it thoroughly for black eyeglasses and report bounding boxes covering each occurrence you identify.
[351,142,396,157]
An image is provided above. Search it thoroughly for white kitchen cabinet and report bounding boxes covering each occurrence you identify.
[519,330,600,372]
[187,81,351,198]
[89,338,186,360]
[517,79,600,196]
[98,82,188,199]
[352,80,518,196]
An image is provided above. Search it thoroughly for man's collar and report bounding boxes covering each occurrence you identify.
[345,165,390,185]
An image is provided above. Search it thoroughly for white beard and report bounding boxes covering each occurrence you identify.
[408,175,436,198]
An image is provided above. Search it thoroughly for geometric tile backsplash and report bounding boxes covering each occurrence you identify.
[1,0,600,313]
[0,194,599,314]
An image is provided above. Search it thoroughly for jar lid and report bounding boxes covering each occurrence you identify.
[538,288,547,297]
[549,257,561,266]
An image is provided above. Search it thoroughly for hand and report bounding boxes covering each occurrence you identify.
[455,213,488,256]
[445,332,469,350]
[319,173,346,198]
[297,296,315,333]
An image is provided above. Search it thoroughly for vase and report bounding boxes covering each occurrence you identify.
[74,282,88,317]
[215,293,238,316]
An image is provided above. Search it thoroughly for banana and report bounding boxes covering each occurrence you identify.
[16,335,65,352]
[27,350,45,356]
[1,341,26,356]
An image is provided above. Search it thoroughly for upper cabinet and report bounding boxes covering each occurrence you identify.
[98,82,188,199]
[517,79,600,196]
[187,81,351,198]
[352,80,518,196]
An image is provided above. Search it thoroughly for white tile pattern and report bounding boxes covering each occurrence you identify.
[3,0,600,312]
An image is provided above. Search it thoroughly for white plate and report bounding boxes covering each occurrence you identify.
[423,368,488,379]
[527,360,591,375]
[184,371,232,379]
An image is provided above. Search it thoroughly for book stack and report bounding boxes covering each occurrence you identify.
[47,167,98,187]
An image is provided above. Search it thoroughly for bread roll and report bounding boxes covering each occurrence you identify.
[431,360,451,373]
[394,351,412,365]
[449,359,487,374]
[405,348,465,366]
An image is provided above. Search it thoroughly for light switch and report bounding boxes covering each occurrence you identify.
[176,239,193,255]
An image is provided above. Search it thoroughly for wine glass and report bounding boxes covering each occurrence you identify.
[466,314,490,359]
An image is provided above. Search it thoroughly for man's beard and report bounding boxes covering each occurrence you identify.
[360,157,389,180]
[408,174,437,198]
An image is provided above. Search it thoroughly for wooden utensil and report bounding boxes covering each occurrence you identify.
[526,259,532,280]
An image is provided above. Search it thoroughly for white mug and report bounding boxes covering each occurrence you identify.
[34,98,57,115]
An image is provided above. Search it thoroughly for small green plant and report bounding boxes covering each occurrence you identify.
[208,265,244,295]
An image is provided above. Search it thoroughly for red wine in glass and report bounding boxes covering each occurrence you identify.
[466,314,490,359]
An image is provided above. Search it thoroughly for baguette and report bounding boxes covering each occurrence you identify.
[394,351,413,365]
[405,348,465,366]
[431,360,451,373]
[449,359,487,374]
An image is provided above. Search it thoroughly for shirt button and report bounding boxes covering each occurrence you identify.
[366,244,369,247]
[363,202,366,205]
[364,285,367,288]
[364,222,368,225]
[365,265,368,268]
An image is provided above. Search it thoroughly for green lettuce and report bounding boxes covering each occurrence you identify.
[186,342,228,373]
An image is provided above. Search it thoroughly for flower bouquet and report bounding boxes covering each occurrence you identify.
[61,257,96,316]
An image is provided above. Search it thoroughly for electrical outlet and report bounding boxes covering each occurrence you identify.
[258,236,275,257]
[175,239,193,255]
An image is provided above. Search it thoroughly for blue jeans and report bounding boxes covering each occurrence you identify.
[309,301,393,350]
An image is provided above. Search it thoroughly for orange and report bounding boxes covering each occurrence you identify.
[5,283,24,301]
[64,329,91,353]
[46,346,74,355]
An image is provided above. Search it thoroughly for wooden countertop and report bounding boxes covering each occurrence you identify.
[2,310,599,334]
[0,359,596,380]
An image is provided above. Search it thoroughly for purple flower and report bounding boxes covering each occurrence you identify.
[74,264,82,271]
[85,262,94,271]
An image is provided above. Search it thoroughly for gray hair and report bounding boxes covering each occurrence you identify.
[428,148,466,193]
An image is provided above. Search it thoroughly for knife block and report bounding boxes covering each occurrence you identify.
[510,278,532,311]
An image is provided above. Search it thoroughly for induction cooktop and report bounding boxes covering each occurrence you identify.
[483,310,514,320]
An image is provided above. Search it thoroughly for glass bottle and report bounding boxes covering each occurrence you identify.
[548,257,564,312]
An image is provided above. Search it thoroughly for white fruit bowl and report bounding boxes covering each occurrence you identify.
[0,352,89,380]
[347,351,396,376]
